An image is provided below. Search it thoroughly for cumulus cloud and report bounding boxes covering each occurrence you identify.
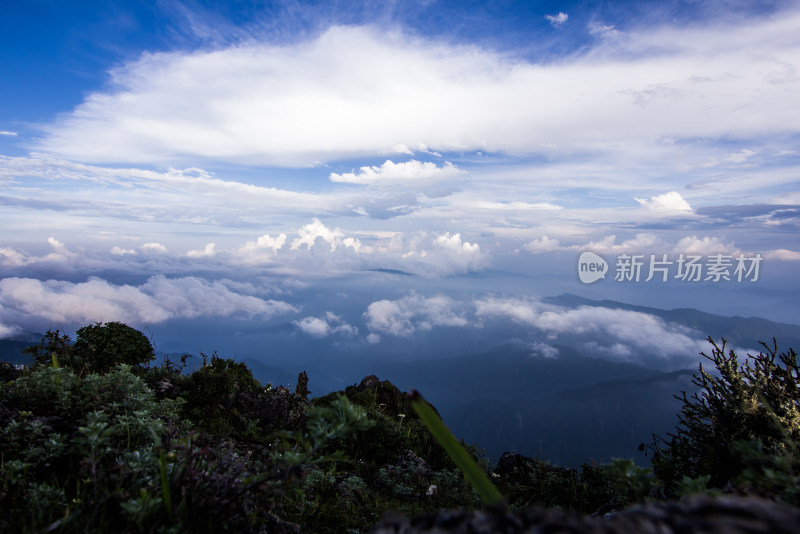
[0,275,297,331]
[186,243,216,258]
[225,221,487,277]
[0,247,28,267]
[359,293,706,365]
[330,160,462,185]
[474,297,705,364]
[111,246,137,256]
[545,13,568,27]
[474,297,541,326]
[389,232,484,276]
[0,240,80,267]
[0,221,486,279]
[364,294,469,336]
[635,191,692,212]
[291,219,358,252]
[522,236,562,254]
[141,242,169,254]
[47,237,74,257]
[764,249,800,261]
[236,233,287,263]
[582,233,663,254]
[293,311,358,338]
[672,236,739,255]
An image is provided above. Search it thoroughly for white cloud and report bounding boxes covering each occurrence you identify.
[141,242,169,254]
[186,243,216,258]
[672,235,739,255]
[529,341,559,358]
[523,236,562,253]
[293,311,358,338]
[291,219,350,251]
[0,131,17,137]
[111,246,137,256]
[474,297,541,326]
[0,246,28,266]
[0,239,81,267]
[0,155,341,227]
[47,237,73,257]
[474,297,705,364]
[236,233,287,263]
[583,233,663,254]
[0,320,20,338]
[330,159,462,185]
[587,21,620,39]
[763,249,800,261]
[293,316,331,337]
[519,233,759,260]
[0,221,486,280]
[545,13,568,27]
[0,275,297,330]
[364,294,469,336]
[392,232,484,275]
[635,191,692,212]
[724,149,757,164]
[31,17,800,166]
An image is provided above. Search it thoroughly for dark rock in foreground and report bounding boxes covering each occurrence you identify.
[372,495,800,533]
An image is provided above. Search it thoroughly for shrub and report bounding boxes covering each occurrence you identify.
[24,322,155,375]
[73,322,155,373]
[179,352,265,438]
[649,337,800,498]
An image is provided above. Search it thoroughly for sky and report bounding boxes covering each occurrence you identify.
[1,0,799,374]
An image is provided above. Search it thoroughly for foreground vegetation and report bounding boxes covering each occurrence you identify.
[1,322,799,532]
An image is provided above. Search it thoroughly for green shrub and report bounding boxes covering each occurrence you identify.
[73,322,155,373]
[179,352,264,437]
[24,322,155,375]
[649,337,800,498]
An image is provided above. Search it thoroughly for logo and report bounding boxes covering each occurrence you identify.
[578,251,608,284]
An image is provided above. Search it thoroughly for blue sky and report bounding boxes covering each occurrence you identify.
[1,0,799,369]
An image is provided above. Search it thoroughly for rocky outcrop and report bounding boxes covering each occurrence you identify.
[237,373,311,433]
[343,374,416,417]
[371,495,800,533]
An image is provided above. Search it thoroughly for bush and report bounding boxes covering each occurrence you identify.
[73,322,155,373]
[179,352,265,438]
[649,337,800,498]
[24,322,155,375]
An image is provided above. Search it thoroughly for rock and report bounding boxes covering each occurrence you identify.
[237,381,311,433]
[294,371,310,399]
[346,375,415,417]
[370,495,800,533]
[495,452,536,475]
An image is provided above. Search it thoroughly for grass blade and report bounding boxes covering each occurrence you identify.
[410,390,505,508]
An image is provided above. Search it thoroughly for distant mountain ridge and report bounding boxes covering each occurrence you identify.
[0,331,43,365]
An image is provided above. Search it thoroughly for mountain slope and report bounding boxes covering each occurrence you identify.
[445,369,697,465]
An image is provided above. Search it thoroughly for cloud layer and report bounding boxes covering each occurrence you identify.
[32,19,800,167]
[0,275,296,334]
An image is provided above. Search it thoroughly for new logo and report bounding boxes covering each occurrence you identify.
[578,251,608,284]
